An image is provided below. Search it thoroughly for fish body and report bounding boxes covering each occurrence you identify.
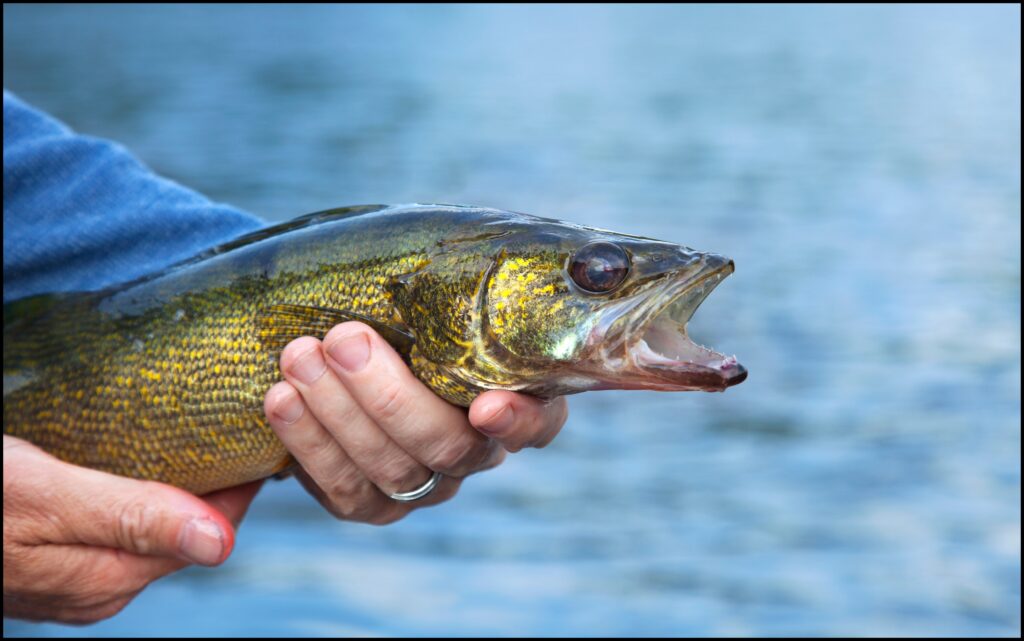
[3,204,746,494]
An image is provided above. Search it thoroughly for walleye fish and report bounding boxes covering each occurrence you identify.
[3,204,746,494]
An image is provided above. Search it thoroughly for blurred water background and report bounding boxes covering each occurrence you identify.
[3,4,1020,637]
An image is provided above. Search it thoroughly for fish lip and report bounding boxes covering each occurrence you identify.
[586,257,746,392]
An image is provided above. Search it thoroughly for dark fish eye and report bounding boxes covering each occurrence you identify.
[569,242,630,294]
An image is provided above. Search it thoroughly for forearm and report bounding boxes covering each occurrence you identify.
[3,90,264,302]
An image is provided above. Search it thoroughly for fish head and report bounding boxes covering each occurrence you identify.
[469,219,748,395]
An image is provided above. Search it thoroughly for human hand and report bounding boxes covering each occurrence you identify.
[2,436,262,624]
[263,322,569,524]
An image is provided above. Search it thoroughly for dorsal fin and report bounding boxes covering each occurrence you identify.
[181,204,390,266]
[47,205,395,301]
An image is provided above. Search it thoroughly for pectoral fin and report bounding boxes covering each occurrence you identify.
[256,304,415,355]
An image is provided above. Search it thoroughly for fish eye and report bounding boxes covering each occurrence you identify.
[569,242,630,294]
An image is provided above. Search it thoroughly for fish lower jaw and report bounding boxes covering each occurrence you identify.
[632,334,738,373]
[610,315,747,391]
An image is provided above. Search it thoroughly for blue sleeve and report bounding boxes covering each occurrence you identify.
[3,90,265,302]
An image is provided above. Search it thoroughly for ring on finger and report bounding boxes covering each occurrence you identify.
[388,471,443,502]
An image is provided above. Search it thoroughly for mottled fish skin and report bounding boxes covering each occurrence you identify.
[3,204,745,494]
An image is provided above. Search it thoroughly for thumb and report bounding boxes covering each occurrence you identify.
[53,462,240,567]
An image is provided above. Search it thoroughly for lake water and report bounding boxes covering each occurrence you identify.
[3,4,1020,636]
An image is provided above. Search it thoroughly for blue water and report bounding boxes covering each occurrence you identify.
[4,4,1020,636]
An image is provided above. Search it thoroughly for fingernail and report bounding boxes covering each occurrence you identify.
[289,347,326,385]
[327,333,371,372]
[179,518,225,566]
[273,391,304,424]
[476,405,514,436]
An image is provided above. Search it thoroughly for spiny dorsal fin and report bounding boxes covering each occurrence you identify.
[187,205,390,265]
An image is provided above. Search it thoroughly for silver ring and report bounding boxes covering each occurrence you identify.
[389,471,443,502]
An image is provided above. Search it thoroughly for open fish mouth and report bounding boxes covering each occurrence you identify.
[589,255,747,392]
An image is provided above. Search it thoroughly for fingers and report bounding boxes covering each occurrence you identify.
[292,467,457,526]
[469,391,569,452]
[264,381,398,521]
[44,543,186,608]
[265,323,566,526]
[52,461,239,567]
[3,530,176,610]
[104,480,265,589]
[3,436,264,624]
[273,340,436,495]
[320,323,497,478]
[40,481,266,602]
[264,380,351,485]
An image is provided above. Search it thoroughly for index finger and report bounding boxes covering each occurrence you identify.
[321,322,497,478]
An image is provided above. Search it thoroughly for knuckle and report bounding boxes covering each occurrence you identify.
[343,503,380,523]
[376,456,423,495]
[93,595,134,622]
[366,507,406,526]
[323,477,378,522]
[291,431,336,463]
[428,435,487,476]
[366,379,407,423]
[322,474,357,507]
[115,492,160,554]
[263,382,296,418]
[325,497,362,521]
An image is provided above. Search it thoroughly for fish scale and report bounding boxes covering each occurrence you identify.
[4,206,455,493]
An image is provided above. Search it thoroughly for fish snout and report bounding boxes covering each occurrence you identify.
[701,252,734,274]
